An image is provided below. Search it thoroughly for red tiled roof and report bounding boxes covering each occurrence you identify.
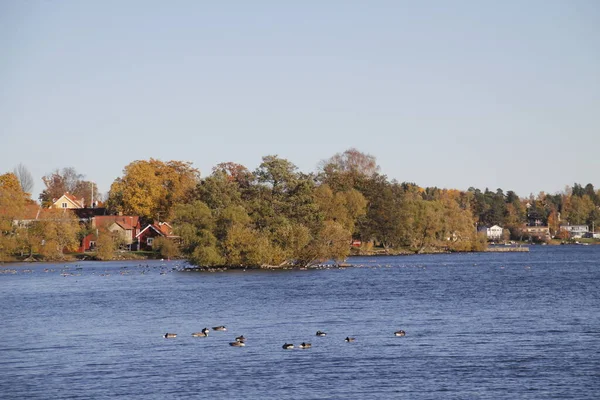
[136,221,178,239]
[22,204,43,220]
[115,221,134,230]
[155,222,173,236]
[94,215,140,229]
[64,193,81,204]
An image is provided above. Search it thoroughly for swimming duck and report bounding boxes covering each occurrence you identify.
[230,341,245,347]
[212,326,227,331]
[316,331,327,337]
[345,337,355,342]
[236,335,246,343]
[192,331,208,337]
[164,333,177,338]
[299,342,312,349]
[394,330,406,337]
[282,343,294,349]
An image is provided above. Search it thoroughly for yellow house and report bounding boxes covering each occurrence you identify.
[51,193,84,209]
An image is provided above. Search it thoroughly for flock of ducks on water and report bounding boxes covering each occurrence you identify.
[164,327,406,349]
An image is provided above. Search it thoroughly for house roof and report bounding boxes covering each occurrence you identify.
[94,215,140,229]
[115,221,134,230]
[136,222,177,239]
[52,193,84,208]
[22,204,43,220]
[64,193,81,204]
[136,223,165,238]
[156,222,173,236]
[8,205,69,222]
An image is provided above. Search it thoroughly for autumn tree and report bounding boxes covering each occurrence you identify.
[0,173,28,261]
[96,229,116,260]
[34,209,80,260]
[107,159,199,220]
[438,191,482,252]
[294,221,352,267]
[39,167,99,207]
[319,148,379,191]
[0,172,23,193]
[153,237,180,259]
[400,198,444,253]
[314,184,367,234]
[563,195,596,225]
[212,162,253,188]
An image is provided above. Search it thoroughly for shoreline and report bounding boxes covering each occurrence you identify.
[3,242,599,266]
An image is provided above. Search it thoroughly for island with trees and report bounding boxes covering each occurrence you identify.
[1,149,599,265]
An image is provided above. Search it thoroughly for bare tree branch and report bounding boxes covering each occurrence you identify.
[13,163,34,194]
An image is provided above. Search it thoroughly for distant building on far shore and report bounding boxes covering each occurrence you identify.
[478,225,503,240]
[559,225,589,239]
[521,225,551,241]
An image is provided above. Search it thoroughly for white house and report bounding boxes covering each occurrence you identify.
[478,225,503,240]
[559,225,589,238]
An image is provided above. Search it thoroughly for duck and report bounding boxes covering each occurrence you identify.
[316,331,327,337]
[299,342,312,349]
[192,331,208,337]
[164,333,177,338]
[345,337,355,342]
[229,341,245,347]
[282,343,294,349]
[212,326,227,331]
[394,330,406,337]
[235,335,246,343]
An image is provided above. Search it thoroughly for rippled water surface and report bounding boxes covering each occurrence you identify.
[1,246,599,399]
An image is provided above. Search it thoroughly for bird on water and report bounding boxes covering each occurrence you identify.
[236,335,246,343]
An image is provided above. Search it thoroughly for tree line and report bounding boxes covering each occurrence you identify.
[1,149,599,263]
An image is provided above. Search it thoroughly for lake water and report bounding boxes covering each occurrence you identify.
[1,246,599,399]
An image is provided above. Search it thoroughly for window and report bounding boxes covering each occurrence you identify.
[147,237,154,246]
[62,202,68,208]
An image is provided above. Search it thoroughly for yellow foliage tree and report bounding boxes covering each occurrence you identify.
[107,159,199,220]
[314,184,367,234]
[0,174,28,261]
[35,209,80,260]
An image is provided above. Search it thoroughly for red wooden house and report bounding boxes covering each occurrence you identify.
[135,222,177,251]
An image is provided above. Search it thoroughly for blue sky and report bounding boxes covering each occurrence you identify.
[1,0,599,200]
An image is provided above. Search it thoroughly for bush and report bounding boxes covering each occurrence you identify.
[96,231,115,260]
[153,237,180,259]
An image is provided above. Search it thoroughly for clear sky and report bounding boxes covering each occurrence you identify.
[1,0,599,200]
